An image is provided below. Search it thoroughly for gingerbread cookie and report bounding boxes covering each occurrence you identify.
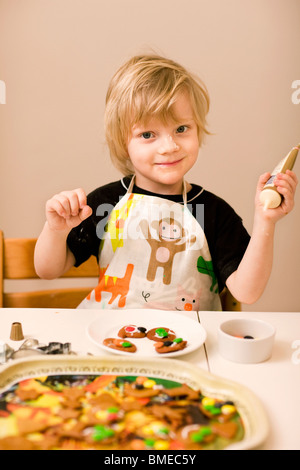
[0,373,245,450]
[103,338,136,353]
[118,325,147,338]
[154,338,187,354]
[146,327,176,342]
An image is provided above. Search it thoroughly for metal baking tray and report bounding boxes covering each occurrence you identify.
[0,355,269,450]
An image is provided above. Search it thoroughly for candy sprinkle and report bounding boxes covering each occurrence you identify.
[202,397,215,407]
[156,328,168,338]
[143,379,156,389]
[221,404,236,415]
[191,426,212,443]
[93,424,115,441]
[125,326,135,332]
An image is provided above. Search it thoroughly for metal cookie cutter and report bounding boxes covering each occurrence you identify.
[0,338,74,362]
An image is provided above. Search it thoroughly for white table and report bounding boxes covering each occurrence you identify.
[0,308,207,368]
[198,311,300,450]
[0,308,299,450]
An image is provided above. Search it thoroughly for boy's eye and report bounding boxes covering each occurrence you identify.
[176,125,188,133]
[141,132,154,139]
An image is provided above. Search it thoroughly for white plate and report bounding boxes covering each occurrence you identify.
[86,310,206,357]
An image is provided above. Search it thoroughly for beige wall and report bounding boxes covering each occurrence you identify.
[0,0,299,311]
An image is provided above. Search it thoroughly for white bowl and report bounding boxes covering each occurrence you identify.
[218,318,276,363]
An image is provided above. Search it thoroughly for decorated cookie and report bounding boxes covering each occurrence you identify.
[154,338,187,354]
[103,338,136,353]
[0,373,245,450]
[118,325,147,338]
[178,424,216,446]
[146,327,176,342]
[123,378,160,398]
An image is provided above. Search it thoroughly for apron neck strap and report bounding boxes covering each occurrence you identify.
[127,175,135,193]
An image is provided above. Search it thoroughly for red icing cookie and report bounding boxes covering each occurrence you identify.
[103,338,136,353]
[154,338,187,354]
[118,325,147,338]
[146,327,176,342]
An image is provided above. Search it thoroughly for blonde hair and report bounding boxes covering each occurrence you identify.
[104,55,210,175]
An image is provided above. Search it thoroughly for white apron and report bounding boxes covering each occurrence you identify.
[78,177,221,311]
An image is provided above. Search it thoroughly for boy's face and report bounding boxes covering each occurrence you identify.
[127,92,199,194]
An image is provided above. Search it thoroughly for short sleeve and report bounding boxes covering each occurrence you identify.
[67,192,102,267]
[201,191,250,291]
[67,180,127,267]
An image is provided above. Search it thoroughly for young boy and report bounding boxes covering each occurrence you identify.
[34,55,298,310]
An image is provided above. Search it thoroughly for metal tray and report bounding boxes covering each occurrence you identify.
[0,355,269,450]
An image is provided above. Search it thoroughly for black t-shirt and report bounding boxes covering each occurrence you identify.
[67,177,250,292]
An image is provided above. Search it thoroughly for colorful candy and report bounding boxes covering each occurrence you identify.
[191,426,212,443]
[92,424,115,441]
[155,328,168,338]
[0,374,245,450]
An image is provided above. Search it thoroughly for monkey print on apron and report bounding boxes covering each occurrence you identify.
[79,177,222,311]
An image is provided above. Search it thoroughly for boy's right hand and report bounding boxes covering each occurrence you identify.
[46,188,92,232]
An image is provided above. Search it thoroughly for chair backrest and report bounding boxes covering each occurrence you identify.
[220,288,241,311]
[0,230,99,308]
[0,230,241,311]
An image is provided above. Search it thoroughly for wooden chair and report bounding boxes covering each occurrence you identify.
[220,288,241,311]
[0,230,241,310]
[0,230,99,308]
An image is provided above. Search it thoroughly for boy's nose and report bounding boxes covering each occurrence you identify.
[157,135,179,154]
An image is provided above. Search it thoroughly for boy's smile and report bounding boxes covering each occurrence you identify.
[127,92,199,195]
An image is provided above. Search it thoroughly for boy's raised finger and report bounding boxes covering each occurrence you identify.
[74,188,88,209]
[55,194,74,217]
[46,198,61,215]
[60,191,81,216]
[79,205,93,221]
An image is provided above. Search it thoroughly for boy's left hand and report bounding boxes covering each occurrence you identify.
[255,170,298,221]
